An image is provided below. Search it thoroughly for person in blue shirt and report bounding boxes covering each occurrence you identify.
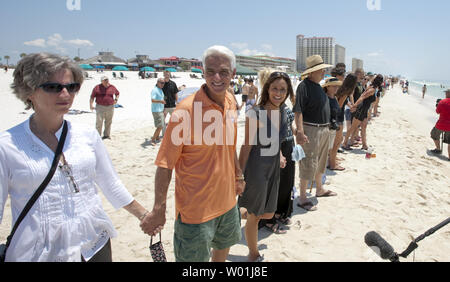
[151,78,166,145]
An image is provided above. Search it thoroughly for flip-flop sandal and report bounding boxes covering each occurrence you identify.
[252,255,265,262]
[297,201,317,211]
[328,166,345,171]
[277,217,292,226]
[265,223,287,234]
[316,190,338,198]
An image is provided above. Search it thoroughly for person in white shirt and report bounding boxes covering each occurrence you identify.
[0,53,149,262]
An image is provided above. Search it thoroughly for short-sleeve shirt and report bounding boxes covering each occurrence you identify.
[151,87,165,113]
[293,79,330,124]
[162,80,178,108]
[154,84,238,224]
[436,98,450,131]
[90,84,120,106]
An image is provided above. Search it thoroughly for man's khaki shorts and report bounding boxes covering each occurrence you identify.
[431,127,450,144]
[299,125,330,181]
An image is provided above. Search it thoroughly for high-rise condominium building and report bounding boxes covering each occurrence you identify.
[352,58,364,72]
[296,35,338,72]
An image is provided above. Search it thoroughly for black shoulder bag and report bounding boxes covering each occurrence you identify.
[0,120,68,262]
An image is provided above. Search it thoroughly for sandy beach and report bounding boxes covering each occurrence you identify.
[1,70,449,262]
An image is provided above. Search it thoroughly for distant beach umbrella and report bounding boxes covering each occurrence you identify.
[79,64,93,70]
[112,66,129,71]
[165,68,177,72]
[140,66,156,72]
[191,68,203,73]
[94,65,105,69]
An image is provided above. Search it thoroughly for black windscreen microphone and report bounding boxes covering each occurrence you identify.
[365,231,396,260]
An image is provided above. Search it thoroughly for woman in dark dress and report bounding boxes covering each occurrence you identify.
[343,74,384,150]
[238,70,294,262]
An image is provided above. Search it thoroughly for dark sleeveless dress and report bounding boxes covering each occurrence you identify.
[238,105,288,216]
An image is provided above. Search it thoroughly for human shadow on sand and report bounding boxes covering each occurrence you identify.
[426,149,450,162]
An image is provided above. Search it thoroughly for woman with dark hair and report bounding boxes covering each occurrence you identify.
[343,74,384,150]
[238,70,293,262]
[330,74,358,169]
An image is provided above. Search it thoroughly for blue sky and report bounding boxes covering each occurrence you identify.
[1,0,449,82]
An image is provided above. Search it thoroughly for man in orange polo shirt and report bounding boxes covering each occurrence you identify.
[140,46,245,262]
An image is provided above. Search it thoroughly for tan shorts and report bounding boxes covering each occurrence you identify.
[329,130,337,150]
[299,125,330,181]
[152,112,165,128]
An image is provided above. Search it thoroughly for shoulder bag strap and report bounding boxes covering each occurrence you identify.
[3,120,68,255]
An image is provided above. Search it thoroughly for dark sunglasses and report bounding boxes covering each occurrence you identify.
[39,82,81,94]
[270,72,289,79]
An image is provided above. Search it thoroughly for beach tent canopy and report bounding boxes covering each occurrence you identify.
[165,68,177,72]
[177,87,200,103]
[140,66,155,72]
[79,64,93,70]
[236,64,257,75]
[191,68,203,73]
[112,66,129,71]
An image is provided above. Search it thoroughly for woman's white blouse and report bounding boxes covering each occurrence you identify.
[0,119,134,261]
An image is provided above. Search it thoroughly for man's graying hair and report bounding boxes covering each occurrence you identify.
[202,45,236,70]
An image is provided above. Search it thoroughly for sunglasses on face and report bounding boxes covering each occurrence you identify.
[39,82,81,94]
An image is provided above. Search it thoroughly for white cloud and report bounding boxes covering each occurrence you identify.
[367,50,384,57]
[230,42,248,50]
[230,42,275,57]
[66,39,94,47]
[23,34,94,53]
[47,33,63,47]
[261,44,272,51]
[240,49,261,56]
[24,39,46,47]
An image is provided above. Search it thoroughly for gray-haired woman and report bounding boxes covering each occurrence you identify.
[0,53,149,262]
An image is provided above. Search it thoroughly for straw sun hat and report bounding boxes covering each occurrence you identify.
[322,77,343,88]
[301,55,333,79]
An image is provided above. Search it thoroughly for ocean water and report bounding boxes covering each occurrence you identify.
[405,79,449,110]
[409,79,449,99]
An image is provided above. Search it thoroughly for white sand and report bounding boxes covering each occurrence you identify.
[1,70,449,262]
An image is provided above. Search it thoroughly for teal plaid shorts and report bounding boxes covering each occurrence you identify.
[174,204,241,262]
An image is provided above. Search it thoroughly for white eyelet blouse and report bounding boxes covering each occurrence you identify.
[0,119,134,262]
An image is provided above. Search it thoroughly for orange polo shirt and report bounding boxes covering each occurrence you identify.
[155,84,238,224]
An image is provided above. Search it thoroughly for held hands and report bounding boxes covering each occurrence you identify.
[235,179,245,196]
[280,154,287,169]
[140,207,166,236]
